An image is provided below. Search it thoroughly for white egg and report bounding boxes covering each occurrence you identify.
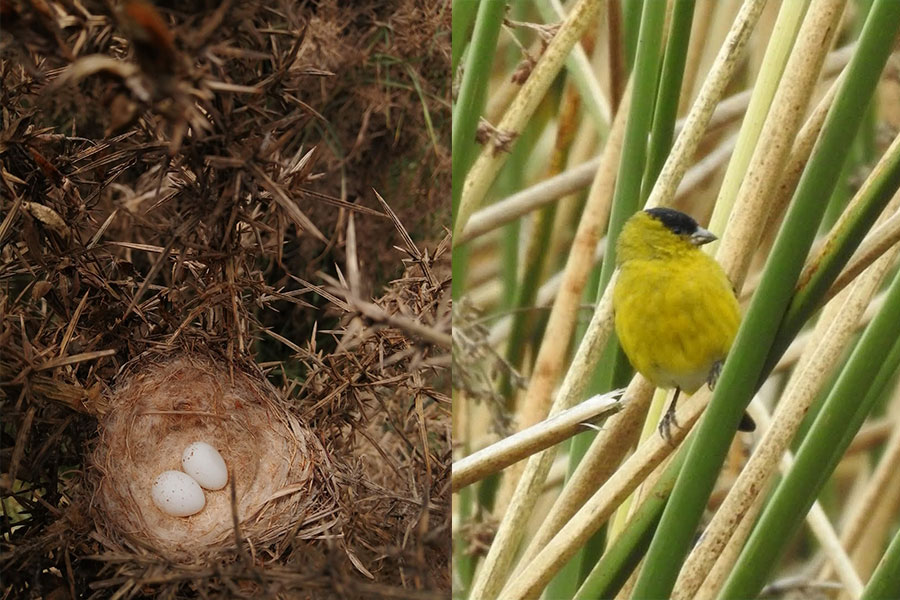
[151,470,206,517]
[181,441,228,490]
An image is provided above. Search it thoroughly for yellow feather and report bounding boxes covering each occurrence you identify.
[613,210,740,394]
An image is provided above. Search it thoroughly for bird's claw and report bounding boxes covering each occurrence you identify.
[658,407,679,445]
[708,360,723,390]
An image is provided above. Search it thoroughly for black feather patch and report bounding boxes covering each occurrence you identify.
[644,207,699,236]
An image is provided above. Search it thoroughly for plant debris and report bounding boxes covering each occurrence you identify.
[1,0,450,596]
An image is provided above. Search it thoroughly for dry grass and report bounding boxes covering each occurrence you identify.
[0,0,450,597]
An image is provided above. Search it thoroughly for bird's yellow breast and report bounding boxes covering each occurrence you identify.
[613,249,740,393]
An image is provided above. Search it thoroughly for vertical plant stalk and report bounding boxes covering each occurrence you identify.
[580,2,668,515]
[537,0,612,133]
[451,0,506,230]
[501,75,582,397]
[759,69,844,248]
[595,0,667,296]
[500,388,712,599]
[678,0,715,114]
[450,0,477,75]
[672,146,897,599]
[607,0,624,113]
[545,123,600,264]
[465,276,620,600]
[454,0,607,241]
[694,406,864,600]
[826,204,900,302]
[845,419,900,580]
[705,0,810,248]
[861,523,900,600]
[719,270,900,597]
[820,381,900,581]
[717,0,845,287]
[672,218,898,598]
[511,85,630,438]
[779,132,900,347]
[642,0,696,200]
[643,0,767,212]
[631,0,900,597]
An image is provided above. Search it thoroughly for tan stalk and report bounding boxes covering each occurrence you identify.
[499,0,768,583]
[454,0,608,240]
[465,273,622,599]
[717,0,845,288]
[644,0,767,212]
[512,376,654,575]
[500,388,712,600]
[678,0,716,114]
[848,462,900,582]
[671,202,899,598]
[824,196,900,303]
[820,390,900,581]
[451,390,621,491]
[692,403,864,600]
[706,0,811,251]
[513,83,631,434]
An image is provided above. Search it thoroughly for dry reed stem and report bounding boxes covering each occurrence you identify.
[705,0,811,245]
[501,388,712,600]
[772,289,884,374]
[846,417,895,455]
[689,404,863,600]
[798,133,900,293]
[673,201,898,599]
[819,392,900,581]
[738,70,845,280]
[454,0,608,241]
[513,376,654,574]
[546,114,601,263]
[452,390,621,491]
[845,421,900,582]
[643,0,767,213]
[825,192,900,303]
[466,274,619,600]
[679,0,716,114]
[544,0,612,131]
[515,84,630,433]
[718,0,845,287]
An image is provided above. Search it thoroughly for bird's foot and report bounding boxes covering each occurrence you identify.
[658,390,680,445]
[658,409,679,444]
[708,360,723,390]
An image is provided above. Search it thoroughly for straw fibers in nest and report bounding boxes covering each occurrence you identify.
[90,353,325,559]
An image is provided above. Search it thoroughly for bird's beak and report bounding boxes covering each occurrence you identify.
[690,226,717,246]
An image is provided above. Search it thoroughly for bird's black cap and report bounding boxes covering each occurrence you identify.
[644,207,699,236]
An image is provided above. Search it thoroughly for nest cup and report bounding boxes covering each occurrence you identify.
[90,354,319,559]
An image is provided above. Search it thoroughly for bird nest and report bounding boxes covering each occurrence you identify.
[90,353,325,559]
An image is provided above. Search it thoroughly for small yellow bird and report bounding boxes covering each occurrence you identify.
[613,208,750,438]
